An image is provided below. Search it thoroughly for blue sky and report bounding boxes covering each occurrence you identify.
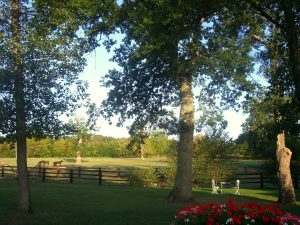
[77,43,247,139]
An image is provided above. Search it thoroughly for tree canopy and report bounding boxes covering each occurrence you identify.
[0,0,119,213]
[101,0,257,201]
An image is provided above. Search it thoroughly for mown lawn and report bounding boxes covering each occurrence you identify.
[0,157,169,169]
[0,180,299,225]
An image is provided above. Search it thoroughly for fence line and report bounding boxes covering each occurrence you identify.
[0,165,129,185]
[1,165,298,189]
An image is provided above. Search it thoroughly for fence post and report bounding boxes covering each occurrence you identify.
[1,166,4,177]
[98,168,102,185]
[42,168,46,182]
[70,169,73,184]
[260,172,264,188]
[118,168,121,177]
[78,167,81,178]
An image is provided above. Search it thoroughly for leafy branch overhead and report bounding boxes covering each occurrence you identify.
[101,0,256,135]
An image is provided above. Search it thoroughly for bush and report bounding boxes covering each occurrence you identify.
[0,142,15,157]
[193,136,236,185]
[128,169,158,187]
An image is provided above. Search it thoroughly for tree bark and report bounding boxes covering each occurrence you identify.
[282,1,300,104]
[276,132,296,204]
[167,72,194,202]
[12,0,32,213]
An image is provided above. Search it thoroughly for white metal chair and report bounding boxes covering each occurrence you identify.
[233,180,240,195]
[211,179,219,194]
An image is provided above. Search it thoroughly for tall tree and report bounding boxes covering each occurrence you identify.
[101,0,254,201]
[68,117,95,163]
[11,0,32,213]
[245,0,299,204]
[248,0,300,105]
[0,0,118,213]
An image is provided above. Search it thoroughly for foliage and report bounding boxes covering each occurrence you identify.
[127,130,174,158]
[101,0,255,135]
[235,131,300,160]
[235,131,276,159]
[0,142,15,158]
[174,199,300,225]
[0,133,176,158]
[0,0,88,140]
[148,131,171,157]
[240,0,300,158]
[193,135,235,184]
[101,0,257,201]
[128,168,158,187]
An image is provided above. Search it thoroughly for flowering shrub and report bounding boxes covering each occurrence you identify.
[174,199,300,225]
[281,213,300,225]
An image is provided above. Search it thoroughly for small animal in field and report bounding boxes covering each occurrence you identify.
[35,160,49,168]
[53,160,63,167]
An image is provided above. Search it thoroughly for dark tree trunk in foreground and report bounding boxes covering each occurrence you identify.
[12,0,32,213]
[276,132,296,204]
[168,73,194,202]
[282,2,300,104]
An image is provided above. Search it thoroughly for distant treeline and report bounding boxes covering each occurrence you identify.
[2,132,299,160]
[0,134,174,158]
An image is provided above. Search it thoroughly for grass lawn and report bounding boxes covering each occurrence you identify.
[0,157,169,169]
[0,180,299,225]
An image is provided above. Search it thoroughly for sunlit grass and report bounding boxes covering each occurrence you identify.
[0,157,169,169]
[0,181,299,225]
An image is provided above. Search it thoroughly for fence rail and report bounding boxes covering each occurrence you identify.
[235,172,299,189]
[0,165,129,185]
[1,165,298,189]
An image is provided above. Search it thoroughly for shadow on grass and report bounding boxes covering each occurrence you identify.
[0,181,299,225]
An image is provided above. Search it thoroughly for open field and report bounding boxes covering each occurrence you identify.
[0,180,299,225]
[0,157,273,170]
[0,157,170,169]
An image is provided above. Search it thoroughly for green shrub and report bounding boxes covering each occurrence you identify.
[128,169,158,187]
[0,142,15,158]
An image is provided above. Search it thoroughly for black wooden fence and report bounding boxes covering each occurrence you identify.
[1,165,298,189]
[234,172,299,189]
[0,165,128,185]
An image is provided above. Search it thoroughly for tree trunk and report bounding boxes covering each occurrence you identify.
[282,2,300,104]
[76,138,82,164]
[276,132,296,204]
[12,0,32,213]
[167,73,194,202]
[141,143,145,160]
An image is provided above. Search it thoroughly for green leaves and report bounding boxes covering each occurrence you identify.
[0,0,118,141]
[101,0,258,137]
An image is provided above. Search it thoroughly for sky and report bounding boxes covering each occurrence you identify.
[77,43,248,140]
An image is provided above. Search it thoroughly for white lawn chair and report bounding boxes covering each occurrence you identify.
[211,179,219,194]
[233,180,240,195]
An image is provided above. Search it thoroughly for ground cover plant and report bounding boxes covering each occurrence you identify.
[0,180,299,225]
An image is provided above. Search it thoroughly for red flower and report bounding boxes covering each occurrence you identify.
[262,216,270,223]
[233,216,241,224]
[173,199,299,225]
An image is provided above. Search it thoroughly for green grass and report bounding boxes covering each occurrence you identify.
[0,157,275,172]
[0,180,299,225]
[0,157,169,169]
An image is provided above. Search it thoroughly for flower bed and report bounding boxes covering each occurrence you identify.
[174,199,300,225]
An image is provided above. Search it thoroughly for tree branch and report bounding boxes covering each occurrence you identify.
[247,0,286,31]
[250,34,270,47]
